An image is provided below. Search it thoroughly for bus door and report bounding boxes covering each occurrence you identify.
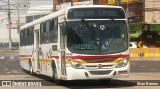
[59,16,67,78]
[34,24,41,72]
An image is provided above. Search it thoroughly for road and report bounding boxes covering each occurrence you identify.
[0,54,160,89]
[0,54,24,75]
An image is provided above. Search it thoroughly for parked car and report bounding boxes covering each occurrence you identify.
[129,42,137,48]
[129,42,148,48]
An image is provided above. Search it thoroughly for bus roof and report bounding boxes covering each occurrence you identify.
[20,8,65,30]
[20,5,124,30]
[66,5,124,9]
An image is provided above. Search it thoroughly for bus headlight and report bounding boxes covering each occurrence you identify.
[115,57,129,68]
[69,60,84,69]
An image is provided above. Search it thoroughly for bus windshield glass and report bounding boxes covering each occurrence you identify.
[67,20,128,55]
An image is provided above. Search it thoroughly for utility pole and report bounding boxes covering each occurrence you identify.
[126,1,129,18]
[7,0,12,50]
[14,6,20,33]
[116,0,120,6]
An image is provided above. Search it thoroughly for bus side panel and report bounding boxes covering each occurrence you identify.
[19,46,34,71]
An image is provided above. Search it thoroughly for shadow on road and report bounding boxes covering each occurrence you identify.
[60,80,136,88]
[23,70,136,88]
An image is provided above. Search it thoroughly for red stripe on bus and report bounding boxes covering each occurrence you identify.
[51,54,129,59]
[50,56,59,59]
[20,54,129,59]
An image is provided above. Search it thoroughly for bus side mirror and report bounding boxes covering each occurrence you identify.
[60,22,67,35]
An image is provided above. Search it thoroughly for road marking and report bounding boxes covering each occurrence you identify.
[131,63,136,65]
[6,72,11,74]
[2,65,6,69]
[4,69,8,71]
[131,73,160,74]
[140,66,146,67]
[11,70,24,73]
[0,56,5,59]
[10,56,14,59]
[150,69,156,70]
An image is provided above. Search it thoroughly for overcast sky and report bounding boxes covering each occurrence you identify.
[0,0,53,42]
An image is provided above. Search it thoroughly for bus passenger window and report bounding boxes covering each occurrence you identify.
[50,18,58,43]
[40,23,44,44]
[44,21,50,44]
[68,28,83,44]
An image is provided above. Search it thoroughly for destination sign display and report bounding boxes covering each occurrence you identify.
[67,8,125,19]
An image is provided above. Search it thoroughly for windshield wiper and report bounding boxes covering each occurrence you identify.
[81,19,95,32]
[80,19,96,41]
[106,19,116,44]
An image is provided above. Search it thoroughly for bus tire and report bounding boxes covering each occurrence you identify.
[52,61,60,84]
[29,59,34,76]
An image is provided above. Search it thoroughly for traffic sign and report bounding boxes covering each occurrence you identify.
[108,0,116,4]
[137,41,143,48]
[16,20,20,27]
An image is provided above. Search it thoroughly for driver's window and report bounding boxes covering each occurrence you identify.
[120,23,127,41]
[60,24,64,50]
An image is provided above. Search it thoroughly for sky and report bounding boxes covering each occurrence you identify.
[0,0,53,42]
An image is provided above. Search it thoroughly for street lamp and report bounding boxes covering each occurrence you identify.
[125,0,130,19]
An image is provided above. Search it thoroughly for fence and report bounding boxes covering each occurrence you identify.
[130,48,160,59]
[0,42,19,50]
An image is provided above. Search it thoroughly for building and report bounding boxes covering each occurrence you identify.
[25,5,53,23]
[53,0,93,11]
[53,0,144,23]
[53,0,160,47]
[0,0,53,49]
[145,0,160,23]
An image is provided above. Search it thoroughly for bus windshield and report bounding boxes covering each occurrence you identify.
[67,20,128,55]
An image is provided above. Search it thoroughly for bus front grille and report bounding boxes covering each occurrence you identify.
[89,70,112,75]
[84,65,114,69]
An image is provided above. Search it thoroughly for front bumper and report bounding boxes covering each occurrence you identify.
[65,63,130,80]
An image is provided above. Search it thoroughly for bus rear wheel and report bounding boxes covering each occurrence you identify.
[52,63,61,84]
[29,60,34,76]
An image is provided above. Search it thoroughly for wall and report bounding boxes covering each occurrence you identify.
[130,48,160,59]
[145,0,160,23]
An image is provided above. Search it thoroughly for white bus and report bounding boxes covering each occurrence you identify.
[20,5,130,82]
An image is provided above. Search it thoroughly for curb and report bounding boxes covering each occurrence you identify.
[130,58,160,61]
[0,50,19,54]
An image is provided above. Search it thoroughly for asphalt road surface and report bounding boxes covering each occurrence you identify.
[0,54,160,75]
[0,54,24,75]
[0,54,160,89]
